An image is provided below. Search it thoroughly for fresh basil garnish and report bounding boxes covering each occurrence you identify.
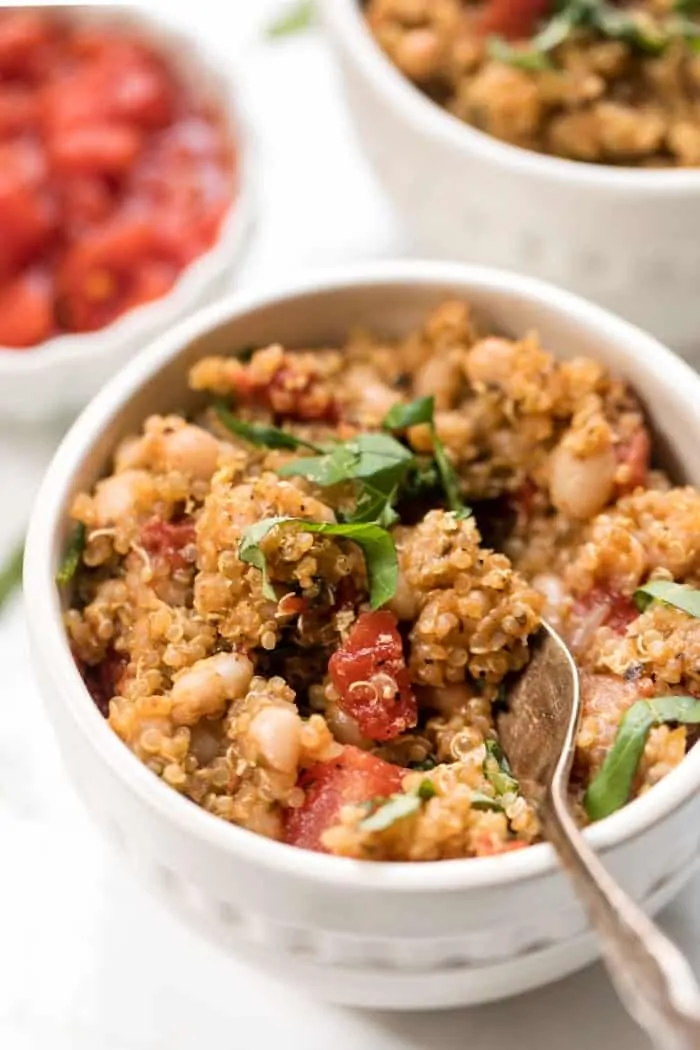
[278,432,414,525]
[0,540,24,611]
[383,396,435,430]
[359,778,435,832]
[585,695,700,820]
[470,791,505,812]
[239,516,398,609]
[56,523,86,586]
[382,396,472,520]
[487,36,553,70]
[266,0,315,39]
[490,0,689,70]
[215,402,323,453]
[634,580,700,619]
[484,739,519,797]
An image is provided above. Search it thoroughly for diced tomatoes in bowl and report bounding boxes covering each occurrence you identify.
[284,746,406,853]
[0,7,237,351]
[329,611,418,742]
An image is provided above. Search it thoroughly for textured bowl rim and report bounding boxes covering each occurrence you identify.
[0,4,256,371]
[24,260,700,892]
[320,0,700,193]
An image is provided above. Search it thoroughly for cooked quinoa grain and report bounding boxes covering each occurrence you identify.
[365,0,700,167]
[64,300,700,861]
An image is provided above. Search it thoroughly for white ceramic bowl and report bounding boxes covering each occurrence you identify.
[320,0,700,363]
[0,5,255,423]
[24,261,700,1011]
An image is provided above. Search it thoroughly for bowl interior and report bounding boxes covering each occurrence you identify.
[57,273,698,523]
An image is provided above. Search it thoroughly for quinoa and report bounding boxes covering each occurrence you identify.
[364,0,700,167]
[64,300,699,861]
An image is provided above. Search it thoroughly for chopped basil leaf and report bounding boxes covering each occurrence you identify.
[407,755,437,771]
[484,739,519,797]
[487,36,552,71]
[266,0,315,39]
[239,516,398,609]
[634,580,700,619]
[470,791,505,812]
[215,403,323,453]
[417,779,436,801]
[431,430,471,519]
[56,523,86,586]
[0,540,24,611]
[584,695,700,820]
[383,395,436,430]
[359,791,422,832]
[278,432,414,526]
[382,397,472,519]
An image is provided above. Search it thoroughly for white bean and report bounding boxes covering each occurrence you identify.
[388,567,419,621]
[466,337,516,388]
[93,470,150,527]
[171,652,254,726]
[549,443,616,520]
[249,706,303,774]
[160,425,221,480]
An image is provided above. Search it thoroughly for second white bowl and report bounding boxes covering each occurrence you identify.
[320,0,700,362]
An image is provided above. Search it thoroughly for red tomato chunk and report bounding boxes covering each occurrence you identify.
[476,0,550,39]
[284,746,405,853]
[0,9,236,348]
[328,611,418,742]
[573,586,639,635]
[140,515,197,572]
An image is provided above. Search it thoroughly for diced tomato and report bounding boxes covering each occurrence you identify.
[56,217,175,332]
[473,834,528,858]
[573,586,638,635]
[329,611,418,742]
[0,142,55,278]
[476,0,551,39]
[0,10,54,77]
[79,648,128,717]
[617,428,651,495]
[58,176,117,236]
[0,10,234,347]
[0,87,40,138]
[284,746,405,853]
[49,124,142,176]
[0,270,54,348]
[140,515,196,571]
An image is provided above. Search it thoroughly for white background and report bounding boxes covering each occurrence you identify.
[1,3,699,1047]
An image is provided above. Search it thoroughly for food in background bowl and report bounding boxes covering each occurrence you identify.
[0,8,236,348]
[364,0,700,166]
[61,298,700,861]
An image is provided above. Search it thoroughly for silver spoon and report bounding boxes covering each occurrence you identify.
[498,621,700,1050]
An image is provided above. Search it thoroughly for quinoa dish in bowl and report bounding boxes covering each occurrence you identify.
[364,0,700,168]
[24,264,700,1008]
[320,1,700,356]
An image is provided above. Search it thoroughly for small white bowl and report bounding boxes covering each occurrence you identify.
[320,0,700,362]
[0,5,255,423]
[24,261,700,1010]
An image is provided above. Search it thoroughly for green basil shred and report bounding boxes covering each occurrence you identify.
[634,579,700,619]
[56,523,86,586]
[266,0,315,39]
[489,0,700,71]
[585,695,700,820]
[239,516,398,610]
[484,739,520,797]
[359,778,435,832]
[0,541,24,611]
[215,402,323,453]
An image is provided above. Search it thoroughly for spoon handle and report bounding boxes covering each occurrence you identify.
[543,793,700,1050]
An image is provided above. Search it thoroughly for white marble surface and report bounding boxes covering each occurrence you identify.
[1,3,699,1047]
